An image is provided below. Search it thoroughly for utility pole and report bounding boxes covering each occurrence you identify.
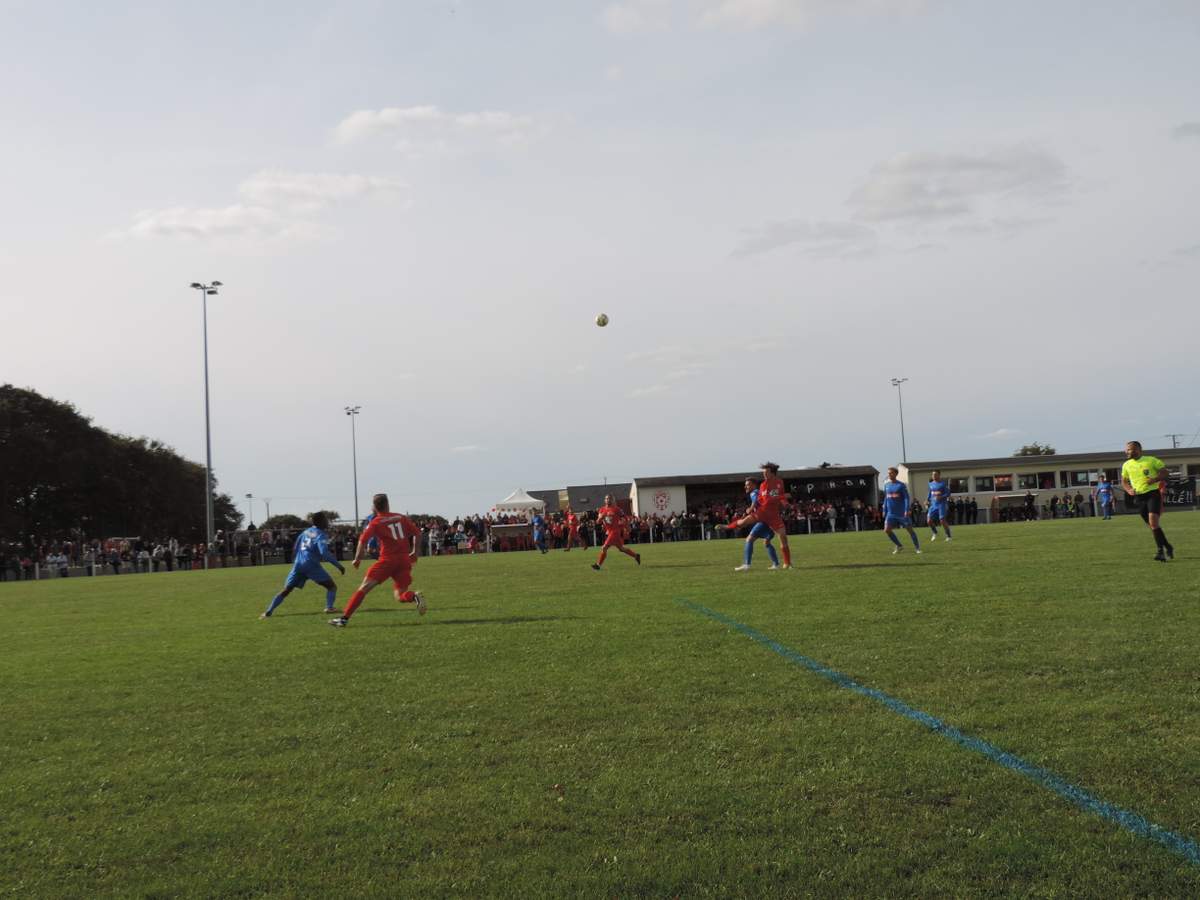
[1164,433,1185,449]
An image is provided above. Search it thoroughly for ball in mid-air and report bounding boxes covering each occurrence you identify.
[595,313,609,327]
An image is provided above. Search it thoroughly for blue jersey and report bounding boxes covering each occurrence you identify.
[927,480,951,508]
[747,489,759,509]
[882,480,910,519]
[1096,482,1114,503]
[293,526,337,568]
[532,514,545,532]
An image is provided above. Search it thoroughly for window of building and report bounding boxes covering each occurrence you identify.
[1038,472,1057,489]
[994,474,1013,492]
[1070,471,1092,487]
[949,477,969,493]
[1017,474,1038,490]
[975,476,994,492]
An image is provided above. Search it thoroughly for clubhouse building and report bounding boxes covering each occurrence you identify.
[898,448,1200,519]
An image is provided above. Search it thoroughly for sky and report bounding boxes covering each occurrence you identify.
[2,0,1199,522]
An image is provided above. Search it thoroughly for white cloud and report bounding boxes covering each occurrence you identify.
[602,0,672,34]
[976,427,1023,440]
[733,219,878,258]
[737,146,1069,258]
[1171,122,1200,140]
[603,0,925,34]
[333,105,538,153]
[118,170,405,241]
[699,0,925,30]
[850,147,1068,224]
[238,170,405,213]
[630,383,671,397]
[122,204,304,240]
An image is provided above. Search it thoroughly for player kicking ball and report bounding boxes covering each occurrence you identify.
[260,511,345,618]
[732,478,782,572]
[591,494,641,571]
[717,462,793,569]
[329,493,426,627]
[926,469,953,543]
[882,467,921,555]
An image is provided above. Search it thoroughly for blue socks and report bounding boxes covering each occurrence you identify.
[265,593,285,616]
[325,587,337,611]
[766,543,779,566]
[743,542,753,565]
[930,525,938,537]
[888,531,902,547]
[943,525,952,539]
[910,531,921,549]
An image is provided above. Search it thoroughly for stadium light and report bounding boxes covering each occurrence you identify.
[190,280,222,566]
[890,377,909,464]
[245,493,254,528]
[345,406,361,526]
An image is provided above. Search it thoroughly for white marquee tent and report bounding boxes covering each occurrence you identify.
[493,489,546,517]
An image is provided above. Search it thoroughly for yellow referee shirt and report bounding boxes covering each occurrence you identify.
[1121,455,1165,495]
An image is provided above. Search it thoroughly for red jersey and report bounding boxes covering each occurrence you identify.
[566,513,579,531]
[757,477,788,515]
[360,512,420,562]
[597,505,625,533]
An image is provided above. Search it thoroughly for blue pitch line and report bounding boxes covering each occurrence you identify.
[677,599,1200,867]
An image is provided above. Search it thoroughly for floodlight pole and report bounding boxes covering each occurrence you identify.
[191,281,223,567]
[245,493,254,528]
[346,406,361,525]
[891,377,909,464]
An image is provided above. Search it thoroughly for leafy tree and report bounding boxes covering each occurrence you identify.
[0,384,239,542]
[1013,442,1057,457]
[307,510,341,524]
[262,514,307,531]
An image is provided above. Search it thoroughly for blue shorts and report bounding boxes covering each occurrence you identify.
[927,505,948,522]
[533,529,546,543]
[885,515,911,528]
[748,522,775,541]
[285,562,332,590]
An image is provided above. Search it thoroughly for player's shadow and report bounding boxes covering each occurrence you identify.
[380,615,578,628]
[809,563,939,570]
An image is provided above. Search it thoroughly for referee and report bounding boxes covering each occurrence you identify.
[1120,440,1175,562]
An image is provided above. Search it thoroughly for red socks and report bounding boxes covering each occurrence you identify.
[343,589,365,620]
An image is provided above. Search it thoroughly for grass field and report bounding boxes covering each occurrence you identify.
[3,515,1200,897]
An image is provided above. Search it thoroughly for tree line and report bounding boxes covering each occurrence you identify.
[0,384,240,542]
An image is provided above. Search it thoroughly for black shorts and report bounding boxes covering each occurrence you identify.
[1135,491,1162,517]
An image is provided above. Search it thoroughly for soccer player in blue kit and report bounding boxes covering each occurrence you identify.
[733,477,782,572]
[926,469,953,542]
[1095,476,1115,520]
[259,512,346,618]
[882,467,921,555]
[531,511,548,553]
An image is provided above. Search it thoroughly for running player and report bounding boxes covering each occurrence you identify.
[717,462,793,568]
[532,510,548,554]
[1120,441,1174,561]
[260,512,345,618]
[564,507,586,551]
[733,477,781,572]
[329,493,426,627]
[1095,475,1115,520]
[882,467,921,555]
[926,469,953,542]
[591,494,641,570]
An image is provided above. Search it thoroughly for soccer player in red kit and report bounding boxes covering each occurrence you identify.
[564,507,586,551]
[329,493,426,627]
[591,494,641,570]
[718,462,793,568]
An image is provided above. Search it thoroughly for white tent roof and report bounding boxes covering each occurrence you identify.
[494,489,546,512]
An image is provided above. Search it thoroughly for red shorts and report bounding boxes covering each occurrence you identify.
[744,511,785,533]
[602,532,625,549]
[367,558,413,591]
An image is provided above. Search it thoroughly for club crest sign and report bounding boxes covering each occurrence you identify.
[653,490,671,512]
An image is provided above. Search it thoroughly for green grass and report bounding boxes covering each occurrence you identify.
[2,515,1200,897]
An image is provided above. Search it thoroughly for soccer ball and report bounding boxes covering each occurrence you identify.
[595,313,609,327]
